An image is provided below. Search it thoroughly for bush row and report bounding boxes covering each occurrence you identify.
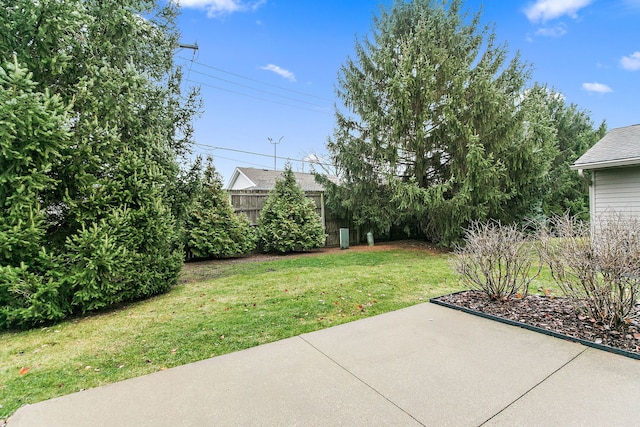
[1,164,324,330]
[185,165,326,258]
[454,214,640,329]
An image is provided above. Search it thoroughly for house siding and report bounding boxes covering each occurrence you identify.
[592,166,640,222]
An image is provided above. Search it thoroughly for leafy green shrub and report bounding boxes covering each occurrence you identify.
[117,197,183,300]
[0,58,72,329]
[63,145,184,310]
[185,159,256,258]
[454,220,541,299]
[64,216,132,312]
[0,1,195,329]
[257,167,326,253]
[0,248,69,329]
[0,59,69,264]
[540,214,640,328]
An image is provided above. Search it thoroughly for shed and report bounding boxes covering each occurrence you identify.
[571,124,640,223]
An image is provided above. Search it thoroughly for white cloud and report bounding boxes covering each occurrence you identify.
[524,0,592,22]
[534,24,567,37]
[582,82,613,93]
[621,51,640,71]
[260,64,296,82]
[178,0,266,18]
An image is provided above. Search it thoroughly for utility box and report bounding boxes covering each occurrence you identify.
[367,232,374,246]
[339,228,349,249]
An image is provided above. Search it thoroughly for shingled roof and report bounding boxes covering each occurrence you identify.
[226,167,339,191]
[572,124,640,170]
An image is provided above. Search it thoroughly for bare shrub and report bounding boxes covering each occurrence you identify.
[540,214,640,328]
[454,221,541,300]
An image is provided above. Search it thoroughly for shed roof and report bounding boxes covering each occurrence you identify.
[226,167,339,191]
[572,124,640,170]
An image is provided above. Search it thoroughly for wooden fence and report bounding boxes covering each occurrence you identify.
[227,190,354,247]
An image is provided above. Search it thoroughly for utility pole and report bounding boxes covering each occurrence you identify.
[267,136,283,170]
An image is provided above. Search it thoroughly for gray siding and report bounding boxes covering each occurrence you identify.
[592,166,640,222]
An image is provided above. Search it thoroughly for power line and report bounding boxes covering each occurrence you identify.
[192,142,336,167]
[185,78,332,114]
[177,56,333,102]
[188,69,329,108]
[191,144,272,169]
[208,153,271,169]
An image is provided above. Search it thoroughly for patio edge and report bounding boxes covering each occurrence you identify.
[429,294,640,361]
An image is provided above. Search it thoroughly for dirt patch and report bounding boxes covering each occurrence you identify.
[434,290,640,357]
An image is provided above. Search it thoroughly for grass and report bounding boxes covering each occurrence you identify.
[0,246,460,420]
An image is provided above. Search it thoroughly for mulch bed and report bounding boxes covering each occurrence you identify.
[432,290,640,358]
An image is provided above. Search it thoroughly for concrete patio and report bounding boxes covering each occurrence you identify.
[8,302,640,426]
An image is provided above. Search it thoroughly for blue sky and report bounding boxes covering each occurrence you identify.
[174,0,640,184]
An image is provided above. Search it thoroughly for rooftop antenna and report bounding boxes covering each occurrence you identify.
[267,136,283,170]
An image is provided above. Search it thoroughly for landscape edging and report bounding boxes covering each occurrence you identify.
[429,293,640,361]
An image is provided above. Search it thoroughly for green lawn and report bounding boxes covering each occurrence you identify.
[0,246,460,419]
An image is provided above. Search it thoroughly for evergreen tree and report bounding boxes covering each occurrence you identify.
[321,0,555,246]
[0,0,200,327]
[257,167,326,253]
[0,58,72,327]
[536,89,607,220]
[0,58,70,266]
[185,158,256,258]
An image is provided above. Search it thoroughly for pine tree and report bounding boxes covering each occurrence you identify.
[534,88,607,220]
[322,0,556,246]
[0,0,200,327]
[0,58,70,266]
[185,158,256,258]
[0,58,72,327]
[257,168,326,253]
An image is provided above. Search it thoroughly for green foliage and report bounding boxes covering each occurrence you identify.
[0,0,199,328]
[536,91,607,221]
[323,0,561,247]
[0,251,68,329]
[63,151,183,312]
[257,167,326,253]
[185,158,256,258]
[64,217,133,312]
[0,57,70,266]
[0,57,72,328]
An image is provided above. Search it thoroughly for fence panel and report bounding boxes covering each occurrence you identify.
[227,190,350,246]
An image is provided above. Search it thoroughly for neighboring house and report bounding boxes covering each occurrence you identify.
[571,124,640,224]
[226,167,338,191]
[225,167,345,246]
